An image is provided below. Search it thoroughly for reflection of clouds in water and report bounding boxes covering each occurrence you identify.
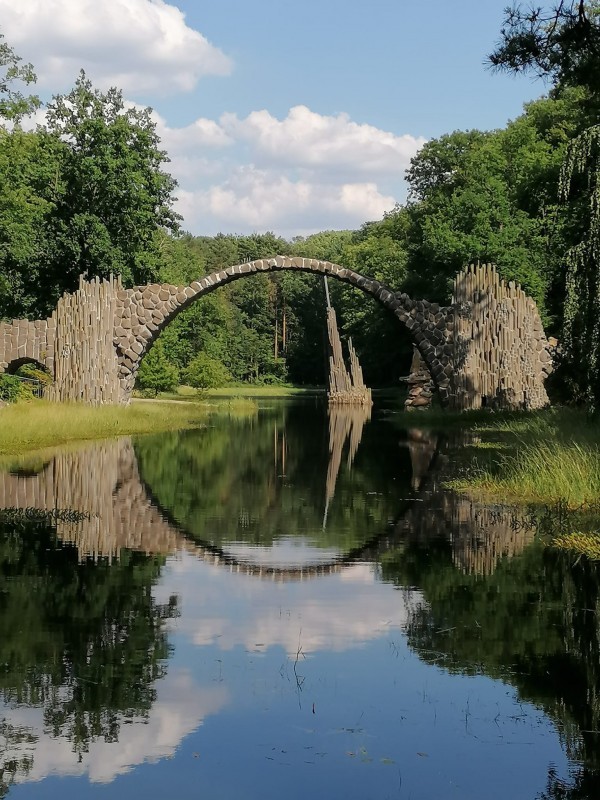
[158,552,424,656]
[3,670,228,784]
[224,538,342,567]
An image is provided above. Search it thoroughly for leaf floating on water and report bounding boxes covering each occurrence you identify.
[380,757,395,765]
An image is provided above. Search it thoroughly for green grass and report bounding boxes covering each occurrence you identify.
[0,398,212,456]
[202,385,323,398]
[153,385,324,401]
[445,408,600,506]
[450,441,600,505]
[0,383,313,457]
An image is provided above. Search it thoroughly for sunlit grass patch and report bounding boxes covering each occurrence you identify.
[536,498,600,559]
[552,531,600,560]
[217,397,259,417]
[0,399,211,456]
[449,440,600,506]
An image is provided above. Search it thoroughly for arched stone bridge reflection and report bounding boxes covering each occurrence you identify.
[0,434,534,578]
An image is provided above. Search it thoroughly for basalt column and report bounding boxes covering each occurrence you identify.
[45,275,123,404]
[450,264,552,410]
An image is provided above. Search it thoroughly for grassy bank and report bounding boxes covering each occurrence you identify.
[0,384,308,457]
[445,408,600,507]
[161,385,324,400]
[394,405,600,558]
[0,398,212,456]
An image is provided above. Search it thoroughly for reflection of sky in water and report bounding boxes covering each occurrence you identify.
[5,549,570,800]
[3,669,228,784]
[158,556,417,654]
[221,539,343,567]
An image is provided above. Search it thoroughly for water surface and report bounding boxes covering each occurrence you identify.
[0,399,598,799]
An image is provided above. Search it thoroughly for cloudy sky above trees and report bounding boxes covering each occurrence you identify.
[1,0,542,237]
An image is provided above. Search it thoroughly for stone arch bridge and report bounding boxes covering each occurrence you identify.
[0,256,553,410]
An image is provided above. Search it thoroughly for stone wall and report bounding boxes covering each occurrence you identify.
[46,275,123,404]
[0,318,54,375]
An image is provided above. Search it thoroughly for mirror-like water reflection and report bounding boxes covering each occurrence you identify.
[0,400,598,799]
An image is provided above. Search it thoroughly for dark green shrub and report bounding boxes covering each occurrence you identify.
[16,362,52,384]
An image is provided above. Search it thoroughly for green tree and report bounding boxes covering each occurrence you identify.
[184,351,231,389]
[41,71,180,303]
[0,127,65,318]
[489,1,600,95]
[559,125,600,406]
[404,126,555,308]
[0,32,39,122]
[136,340,179,395]
[490,2,600,407]
[0,509,176,768]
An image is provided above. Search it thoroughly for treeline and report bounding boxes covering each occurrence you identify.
[1,4,600,400]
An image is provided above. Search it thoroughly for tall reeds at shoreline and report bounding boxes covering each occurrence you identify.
[454,441,600,506]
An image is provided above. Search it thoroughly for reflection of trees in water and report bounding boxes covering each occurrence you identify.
[135,403,412,554]
[0,417,535,578]
[0,440,183,558]
[0,722,34,798]
[0,511,177,792]
[381,520,600,796]
[3,415,597,794]
[539,765,600,800]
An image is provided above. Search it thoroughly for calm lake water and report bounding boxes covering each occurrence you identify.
[1,399,599,799]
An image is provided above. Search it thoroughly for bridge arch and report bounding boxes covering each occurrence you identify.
[114,256,453,403]
[5,356,48,374]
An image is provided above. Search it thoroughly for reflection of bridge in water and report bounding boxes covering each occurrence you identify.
[0,429,535,578]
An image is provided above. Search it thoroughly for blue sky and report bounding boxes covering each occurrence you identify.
[2,0,547,238]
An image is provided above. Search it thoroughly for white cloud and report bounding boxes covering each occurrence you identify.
[176,168,397,236]
[221,105,425,175]
[154,111,234,152]
[152,105,423,235]
[4,669,229,784]
[0,0,232,94]
[165,553,423,657]
[3,0,424,236]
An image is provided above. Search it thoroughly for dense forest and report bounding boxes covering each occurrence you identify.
[1,2,600,403]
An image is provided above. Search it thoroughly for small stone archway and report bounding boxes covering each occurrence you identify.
[4,356,49,375]
[0,258,553,410]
